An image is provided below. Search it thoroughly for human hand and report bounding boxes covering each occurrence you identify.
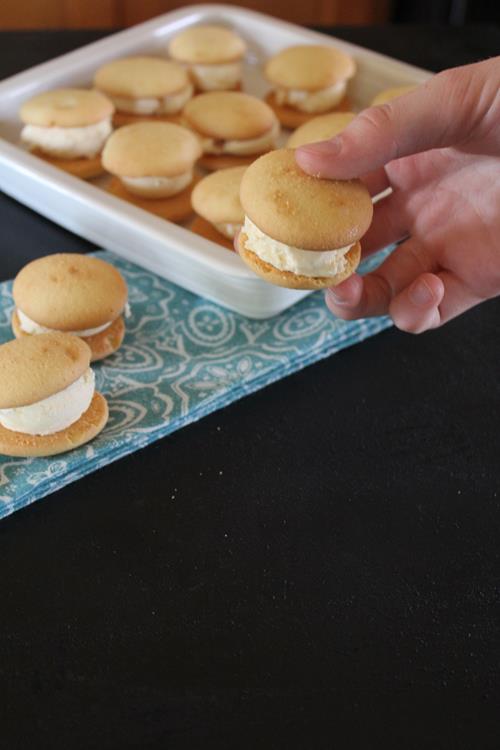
[295,57,500,333]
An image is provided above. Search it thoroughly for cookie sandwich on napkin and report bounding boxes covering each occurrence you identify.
[12,253,128,362]
[238,149,373,290]
[20,88,114,179]
[0,333,108,457]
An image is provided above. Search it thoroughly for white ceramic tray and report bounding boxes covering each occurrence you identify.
[0,4,430,318]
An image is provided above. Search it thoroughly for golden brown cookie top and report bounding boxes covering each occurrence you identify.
[13,254,127,331]
[239,149,373,251]
[370,85,417,106]
[94,56,189,98]
[102,121,202,177]
[265,45,356,91]
[287,111,356,148]
[183,92,277,140]
[20,88,114,128]
[0,333,91,408]
[168,25,246,65]
[191,166,246,224]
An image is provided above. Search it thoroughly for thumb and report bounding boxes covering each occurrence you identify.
[295,62,487,179]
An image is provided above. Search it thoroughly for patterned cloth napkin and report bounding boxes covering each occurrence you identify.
[0,250,392,520]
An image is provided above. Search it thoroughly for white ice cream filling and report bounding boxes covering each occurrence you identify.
[214,221,241,239]
[121,170,193,198]
[190,62,242,91]
[243,216,354,277]
[0,368,95,436]
[111,84,193,115]
[17,308,113,337]
[275,80,347,113]
[21,118,112,159]
[202,119,279,156]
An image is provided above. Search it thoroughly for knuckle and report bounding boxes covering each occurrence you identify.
[435,67,460,89]
[355,105,399,161]
[434,66,480,120]
[358,104,393,132]
[435,65,476,98]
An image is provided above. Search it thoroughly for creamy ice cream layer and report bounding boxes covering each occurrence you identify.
[202,119,279,156]
[21,118,112,159]
[17,308,113,337]
[121,170,192,198]
[243,217,353,277]
[190,62,242,91]
[0,368,95,436]
[214,221,241,239]
[111,84,193,115]
[275,80,347,113]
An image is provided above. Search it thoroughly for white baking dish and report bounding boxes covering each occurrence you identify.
[0,4,430,318]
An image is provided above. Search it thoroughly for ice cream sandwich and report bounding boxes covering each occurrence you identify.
[103,121,202,222]
[94,56,193,126]
[191,166,246,250]
[0,333,108,457]
[168,24,246,91]
[286,111,355,148]
[264,45,355,129]
[20,88,114,179]
[182,91,279,170]
[238,149,373,290]
[12,254,128,362]
[370,85,417,106]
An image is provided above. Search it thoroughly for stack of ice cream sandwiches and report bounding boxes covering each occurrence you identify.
[0,253,129,458]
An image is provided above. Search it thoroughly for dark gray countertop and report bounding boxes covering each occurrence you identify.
[0,25,499,750]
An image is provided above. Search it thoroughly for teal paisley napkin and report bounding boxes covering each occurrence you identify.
[0,249,392,520]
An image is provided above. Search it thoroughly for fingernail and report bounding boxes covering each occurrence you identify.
[409,278,434,307]
[298,137,342,157]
